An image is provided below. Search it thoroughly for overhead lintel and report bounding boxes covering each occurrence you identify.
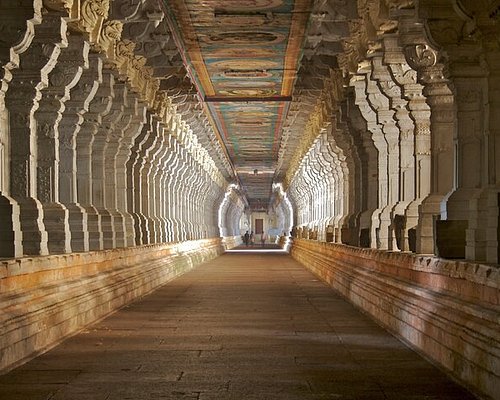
[205,96,292,103]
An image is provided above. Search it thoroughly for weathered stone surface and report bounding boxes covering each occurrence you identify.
[0,238,223,372]
[290,238,500,400]
[0,2,499,399]
[0,249,477,400]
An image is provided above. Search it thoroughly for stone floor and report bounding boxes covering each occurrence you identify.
[0,247,477,399]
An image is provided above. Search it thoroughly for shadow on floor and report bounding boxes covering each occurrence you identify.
[227,244,285,253]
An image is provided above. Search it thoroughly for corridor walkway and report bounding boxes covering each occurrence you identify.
[0,250,477,400]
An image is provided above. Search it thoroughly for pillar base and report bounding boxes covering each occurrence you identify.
[0,194,22,258]
[42,202,71,254]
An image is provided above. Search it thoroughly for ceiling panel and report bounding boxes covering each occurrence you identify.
[161,0,312,209]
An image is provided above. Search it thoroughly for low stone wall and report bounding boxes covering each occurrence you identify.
[290,239,499,400]
[221,235,243,250]
[278,235,292,251]
[0,238,223,372]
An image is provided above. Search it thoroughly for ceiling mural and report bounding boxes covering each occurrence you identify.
[161,0,312,209]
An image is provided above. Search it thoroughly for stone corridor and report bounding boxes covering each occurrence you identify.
[0,250,477,400]
[1,0,499,398]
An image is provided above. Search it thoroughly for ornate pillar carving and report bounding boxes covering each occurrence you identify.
[35,19,91,254]
[345,91,379,248]
[405,45,456,255]
[380,36,421,251]
[116,94,145,247]
[127,111,153,245]
[329,89,363,246]
[480,49,500,263]
[2,9,72,256]
[351,72,389,249]
[383,35,431,253]
[0,0,42,81]
[368,55,401,251]
[58,45,100,252]
[142,115,168,244]
[170,138,183,242]
[76,58,113,251]
[137,114,161,244]
[93,70,122,249]
[446,58,489,260]
[418,0,499,261]
[0,0,44,257]
[102,81,130,248]
[159,134,176,242]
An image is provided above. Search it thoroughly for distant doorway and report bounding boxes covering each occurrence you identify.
[255,219,263,234]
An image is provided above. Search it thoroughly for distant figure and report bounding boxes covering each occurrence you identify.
[250,231,254,246]
[244,231,249,246]
[261,233,266,248]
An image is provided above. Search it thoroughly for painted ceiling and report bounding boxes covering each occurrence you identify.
[161,0,312,209]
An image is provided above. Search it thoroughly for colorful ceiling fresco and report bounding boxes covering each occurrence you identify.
[161,0,312,208]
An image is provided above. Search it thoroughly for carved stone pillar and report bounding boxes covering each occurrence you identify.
[175,144,190,241]
[2,10,72,256]
[0,0,42,80]
[385,34,432,253]
[417,0,499,261]
[76,57,113,251]
[35,20,90,254]
[160,134,176,242]
[0,0,42,196]
[193,163,204,239]
[170,138,183,242]
[58,46,100,253]
[405,45,456,255]
[445,59,489,260]
[330,94,363,246]
[477,50,500,263]
[136,114,161,244]
[0,0,42,257]
[101,81,129,248]
[318,136,336,241]
[382,36,426,252]
[184,155,198,240]
[326,136,349,242]
[142,116,166,244]
[351,73,389,249]
[371,55,412,251]
[445,61,487,216]
[115,94,144,247]
[369,56,400,251]
[345,92,378,248]
[126,108,150,245]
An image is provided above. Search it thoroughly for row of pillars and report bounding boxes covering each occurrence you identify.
[284,3,500,263]
[0,6,229,258]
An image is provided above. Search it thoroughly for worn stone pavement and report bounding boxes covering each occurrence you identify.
[0,247,477,399]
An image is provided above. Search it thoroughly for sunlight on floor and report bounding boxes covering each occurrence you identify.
[226,249,288,253]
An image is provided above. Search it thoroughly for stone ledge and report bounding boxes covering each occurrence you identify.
[290,239,499,400]
[0,238,223,372]
[221,235,243,250]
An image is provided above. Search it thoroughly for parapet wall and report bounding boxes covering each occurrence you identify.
[290,239,499,400]
[221,235,243,250]
[0,238,223,372]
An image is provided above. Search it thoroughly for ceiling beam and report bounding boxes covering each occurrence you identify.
[205,96,292,103]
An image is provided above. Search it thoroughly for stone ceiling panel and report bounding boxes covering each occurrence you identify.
[160,0,312,208]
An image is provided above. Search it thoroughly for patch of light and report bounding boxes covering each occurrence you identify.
[226,249,288,253]
[282,236,292,252]
[218,183,238,237]
[272,182,293,234]
[176,240,200,253]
